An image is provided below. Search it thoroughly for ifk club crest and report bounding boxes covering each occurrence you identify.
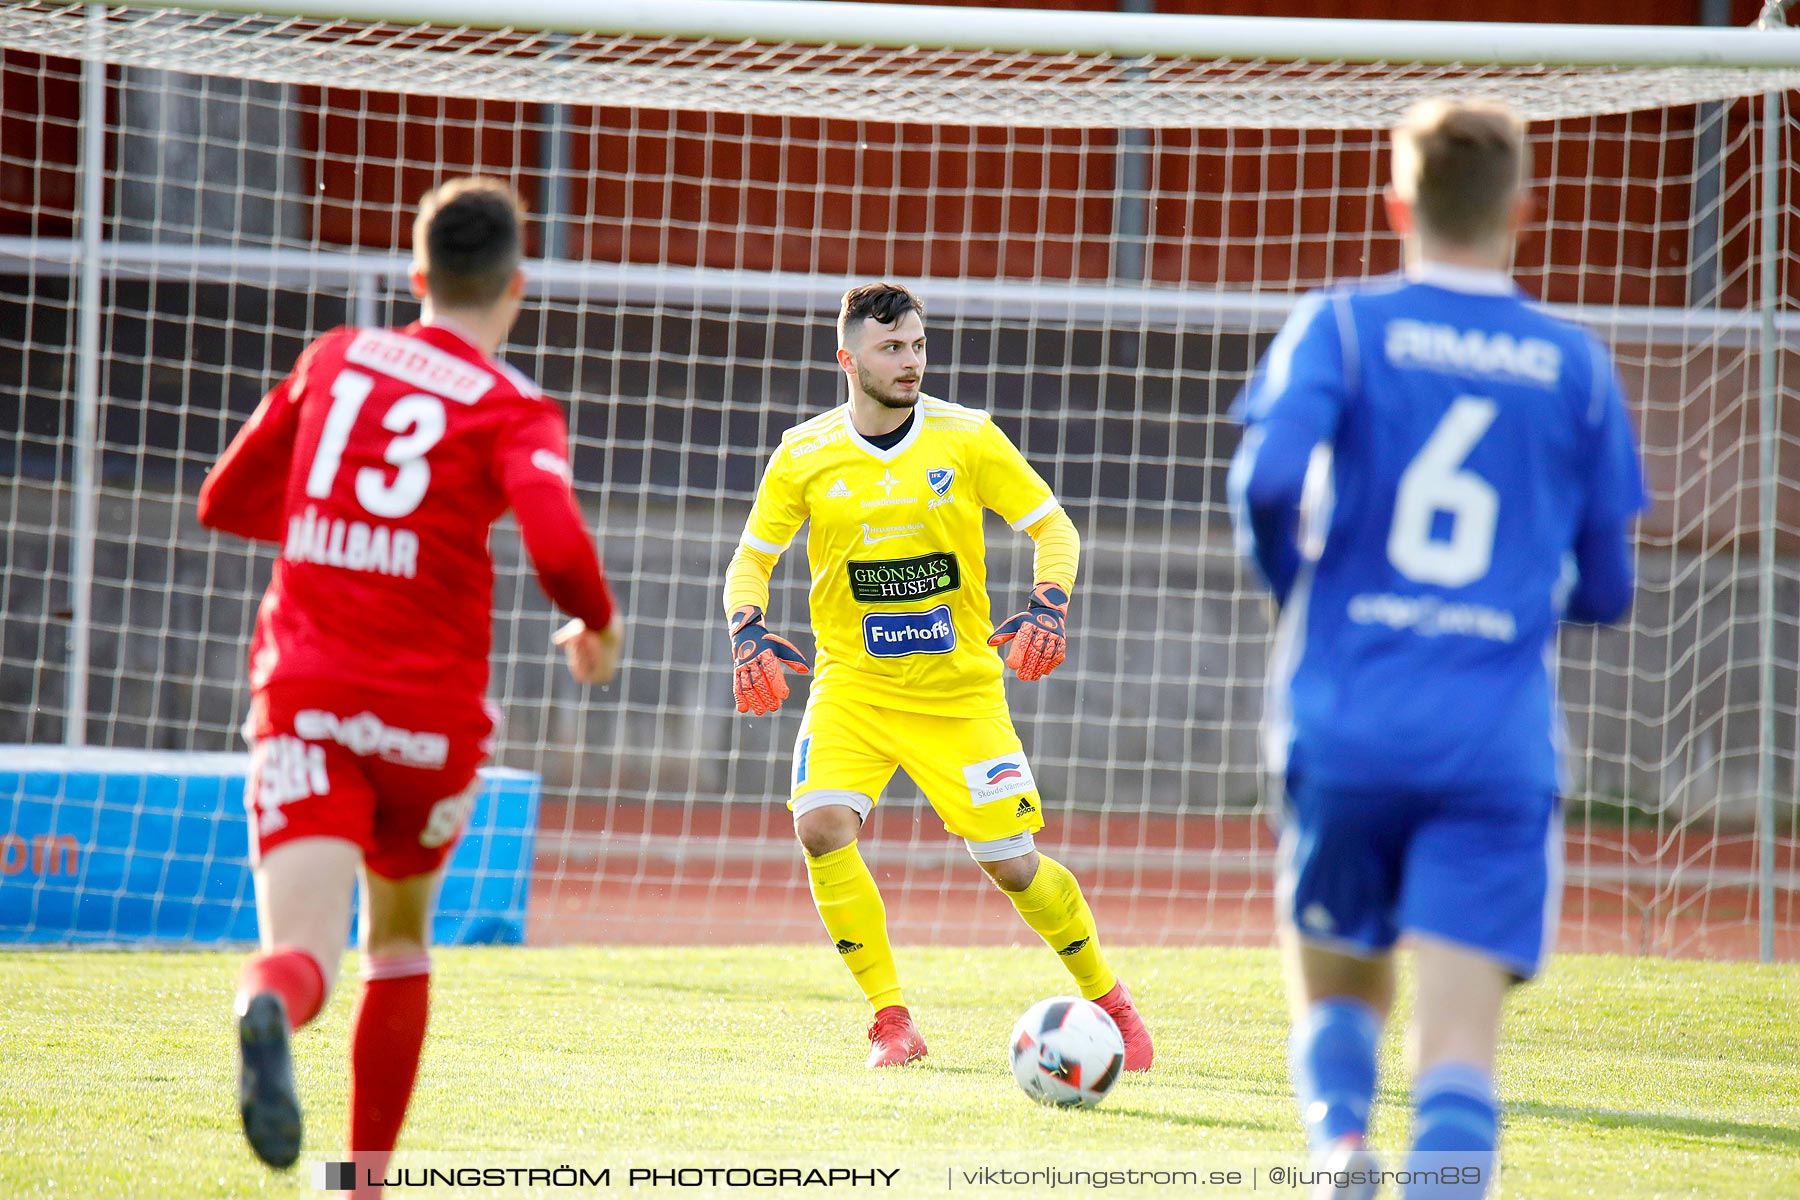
[927,468,954,496]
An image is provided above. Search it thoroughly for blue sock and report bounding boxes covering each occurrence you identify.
[1288,998,1381,1153]
[1405,1061,1497,1199]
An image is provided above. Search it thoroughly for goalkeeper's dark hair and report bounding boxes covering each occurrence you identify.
[413,176,525,307]
[838,282,925,349]
[1391,99,1526,249]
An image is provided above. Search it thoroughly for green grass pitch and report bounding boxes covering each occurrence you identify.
[1,946,1794,1198]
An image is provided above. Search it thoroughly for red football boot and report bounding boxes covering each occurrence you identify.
[865,1005,928,1068]
[1095,980,1154,1071]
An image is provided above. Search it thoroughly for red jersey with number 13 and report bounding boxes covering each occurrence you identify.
[198,321,615,703]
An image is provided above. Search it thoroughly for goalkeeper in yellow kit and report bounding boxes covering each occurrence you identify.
[723,282,1153,1070]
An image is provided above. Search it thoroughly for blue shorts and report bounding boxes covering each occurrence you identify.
[1277,781,1562,979]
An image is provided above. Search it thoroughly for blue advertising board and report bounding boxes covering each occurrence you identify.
[0,747,538,945]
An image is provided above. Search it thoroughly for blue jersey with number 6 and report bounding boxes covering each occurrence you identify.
[1231,264,1649,793]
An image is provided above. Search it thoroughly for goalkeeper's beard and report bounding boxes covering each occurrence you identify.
[857,363,920,410]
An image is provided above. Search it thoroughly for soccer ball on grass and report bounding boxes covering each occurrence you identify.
[1008,996,1126,1108]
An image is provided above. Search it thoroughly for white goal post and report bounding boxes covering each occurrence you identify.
[1,0,1795,960]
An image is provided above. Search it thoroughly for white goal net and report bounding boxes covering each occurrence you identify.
[1,0,1795,959]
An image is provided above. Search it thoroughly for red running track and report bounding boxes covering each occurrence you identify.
[528,799,1798,961]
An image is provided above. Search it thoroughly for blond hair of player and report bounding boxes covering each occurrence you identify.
[1237,99,1645,1200]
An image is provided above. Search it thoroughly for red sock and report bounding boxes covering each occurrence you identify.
[347,955,431,1196]
[236,945,327,1028]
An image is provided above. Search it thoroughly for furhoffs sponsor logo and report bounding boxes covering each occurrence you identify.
[861,605,956,658]
[846,552,960,604]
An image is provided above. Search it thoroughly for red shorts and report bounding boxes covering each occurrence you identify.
[245,681,497,880]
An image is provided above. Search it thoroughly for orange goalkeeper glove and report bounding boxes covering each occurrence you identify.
[729,604,810,715]
[986,582,1069,682]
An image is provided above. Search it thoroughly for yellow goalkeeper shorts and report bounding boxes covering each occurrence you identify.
[789,692,1047,844]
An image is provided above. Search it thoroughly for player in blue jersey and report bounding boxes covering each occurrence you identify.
[1231,99,1647,1199]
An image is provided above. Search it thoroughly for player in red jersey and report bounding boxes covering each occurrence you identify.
[198,177,622,1192]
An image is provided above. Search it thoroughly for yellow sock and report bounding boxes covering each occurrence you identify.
[806,842,902,1013]
[1005,854,1117,1000]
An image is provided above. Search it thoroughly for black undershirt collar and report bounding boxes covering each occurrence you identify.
[861,408,916,452]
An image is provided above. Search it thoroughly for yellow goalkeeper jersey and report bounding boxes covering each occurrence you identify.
[737,395,1061,717]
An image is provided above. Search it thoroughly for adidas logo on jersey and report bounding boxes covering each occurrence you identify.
[1015,797,1037,818]
[826,479,853,498]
